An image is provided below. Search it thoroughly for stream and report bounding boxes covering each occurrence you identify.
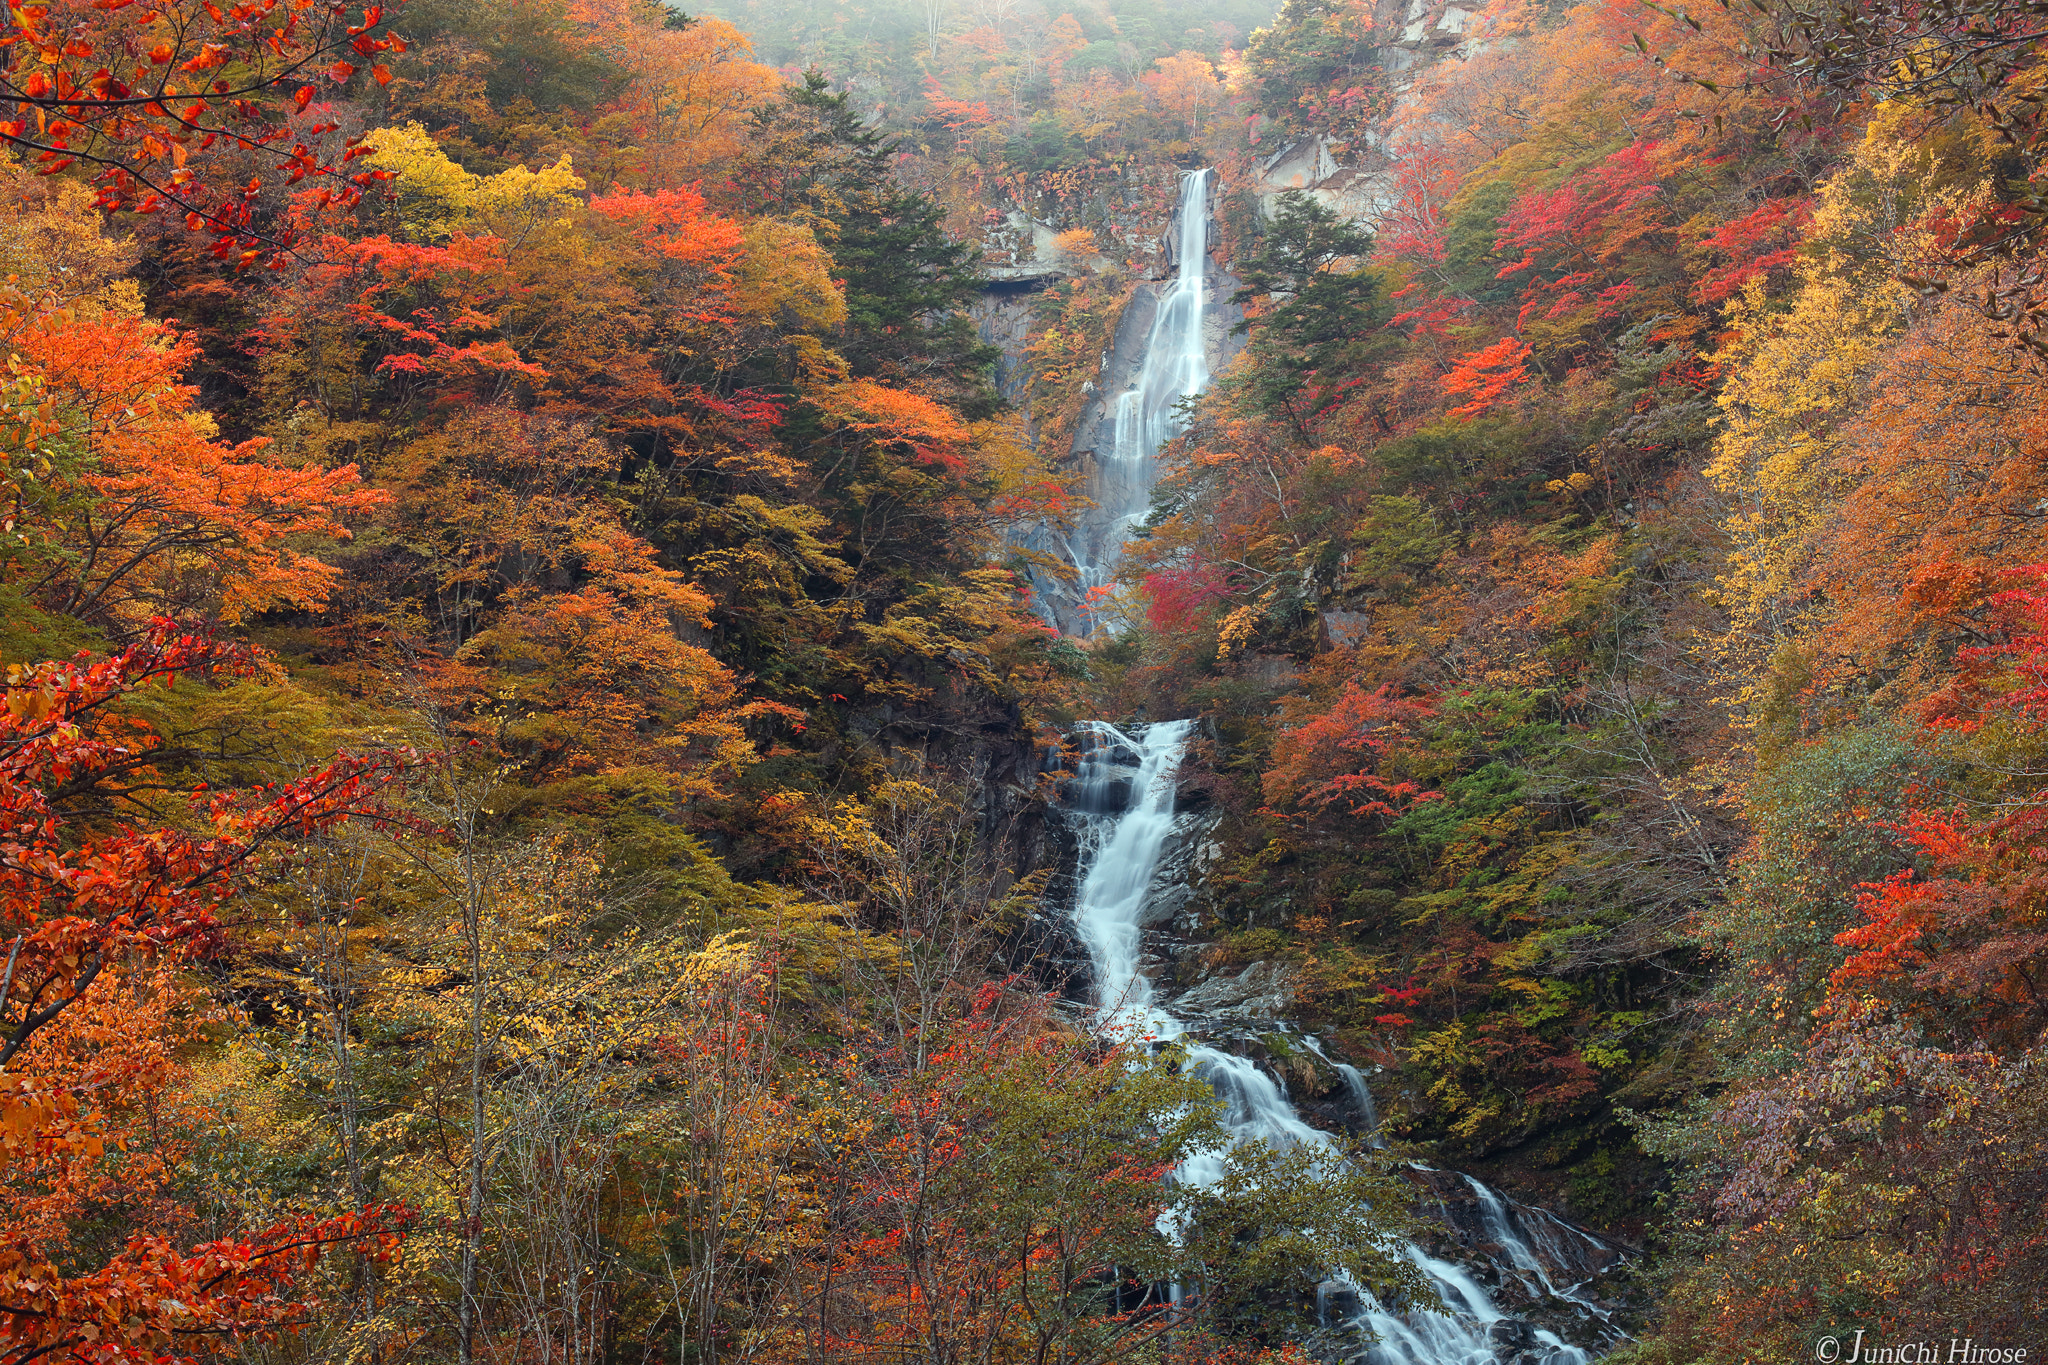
[1057,722,1625,1365]
[1038,171,1630,1365]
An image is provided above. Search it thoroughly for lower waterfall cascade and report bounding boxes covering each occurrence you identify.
[1056,721,1631,1365]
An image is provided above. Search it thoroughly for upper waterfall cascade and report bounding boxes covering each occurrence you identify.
[1060,721,1627,1365]
[1047,168,1220,634]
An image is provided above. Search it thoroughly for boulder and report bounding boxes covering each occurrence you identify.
[1172,960,1296,1023]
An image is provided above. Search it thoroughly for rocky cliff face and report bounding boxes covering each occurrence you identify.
[1242,0,1507,224]
[969,289,1039,410]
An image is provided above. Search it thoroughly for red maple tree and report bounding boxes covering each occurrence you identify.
[0,622,418,1365]
[0,0,405,262]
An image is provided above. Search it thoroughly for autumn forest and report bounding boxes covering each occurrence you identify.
[0,0,2043,1359]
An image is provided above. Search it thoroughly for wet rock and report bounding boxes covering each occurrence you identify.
[1073,778,1132,815]
[1132,810,1216,929]
[1319,1283,1366,1322]
[1488,1319,1537,1353]
[1172,960,1295,1022]
[1244,1030,1341,1099]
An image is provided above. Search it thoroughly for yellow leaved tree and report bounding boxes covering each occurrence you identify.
[1706,104,1988,715]
[360,123,588,243]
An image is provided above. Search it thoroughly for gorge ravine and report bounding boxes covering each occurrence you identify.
[1040,170,1632,1365]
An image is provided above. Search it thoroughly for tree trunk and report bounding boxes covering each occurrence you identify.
[458,803,487,1365]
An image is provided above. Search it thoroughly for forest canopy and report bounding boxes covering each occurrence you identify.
[1,0,2046,1358]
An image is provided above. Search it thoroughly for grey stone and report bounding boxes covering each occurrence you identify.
[1172,960,1296,1022]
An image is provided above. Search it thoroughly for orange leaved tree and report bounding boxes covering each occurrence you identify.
[1260,681,1442,825]
[0,277,386,632]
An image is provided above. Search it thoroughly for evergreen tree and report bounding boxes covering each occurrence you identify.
[744,71,1002,416]
[1229,191,1391,428]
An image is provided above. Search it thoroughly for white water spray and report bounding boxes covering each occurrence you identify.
[1061,721,1615,1365]
[1306,1034,1383,1145]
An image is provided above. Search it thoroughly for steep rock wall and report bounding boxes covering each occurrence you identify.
[1244,0,1506,224]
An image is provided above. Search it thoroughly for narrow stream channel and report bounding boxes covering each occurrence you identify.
[1059,722,1620,1365]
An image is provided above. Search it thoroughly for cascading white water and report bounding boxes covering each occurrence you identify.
[1460,1175,1615,1325]
[1062,721,1610,1365]
[1068,719,1191,1029]
[1307,1034,1383,1146]
[1070,169,1217,631]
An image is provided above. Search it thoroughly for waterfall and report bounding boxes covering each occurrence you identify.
[1068,169,1217,633]
[1306,1034,1383,1145]
[1459,1175,1616,1324]
[1068,719,1193,1030]
[1059,720,1618,1365]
